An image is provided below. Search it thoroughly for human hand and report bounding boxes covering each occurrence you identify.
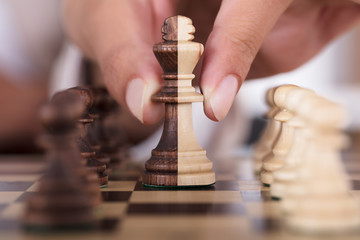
[64,0,360,124]
[64,0,174,124]
[200,0,360,121]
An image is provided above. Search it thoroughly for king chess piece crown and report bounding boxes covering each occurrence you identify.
[142,15,216,187]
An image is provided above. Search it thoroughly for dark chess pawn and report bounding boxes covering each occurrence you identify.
[53,87,109,187]
[87,87,127,164]
[22,101,100,231]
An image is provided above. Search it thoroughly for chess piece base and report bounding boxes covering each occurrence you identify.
[142,171,215,187]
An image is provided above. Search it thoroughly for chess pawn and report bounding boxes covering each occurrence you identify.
[284,130,360,233]
[260,85,300,185]
[53,87,109,187]
[23,102,98,230]
[270,87,316,199]
[143,16,215,187]
[252,87,281,174]
[270,115,306,199]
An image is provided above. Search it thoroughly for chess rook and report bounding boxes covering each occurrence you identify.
[143,16,216,187]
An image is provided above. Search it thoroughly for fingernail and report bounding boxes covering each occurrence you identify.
[126,78,163,124]
[126,78,145,123]
[208,75,239,121]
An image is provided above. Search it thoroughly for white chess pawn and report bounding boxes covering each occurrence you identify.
[260,85,299,185]
[270,87,316,198]
[281,96,359,233]
[253,87,281,174]
[284,130,360,233]
[270,115,306,199]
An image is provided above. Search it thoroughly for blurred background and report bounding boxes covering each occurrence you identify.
[0,0,359,158]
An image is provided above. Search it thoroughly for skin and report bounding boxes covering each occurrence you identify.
[0,73,48,152]
[64,0,360,124]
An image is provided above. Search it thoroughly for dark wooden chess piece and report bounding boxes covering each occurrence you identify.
[86,87,124,166]
[22,97,100,231]
[52,87,109,187]
[142,16,216,187]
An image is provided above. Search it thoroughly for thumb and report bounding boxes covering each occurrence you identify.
[200,0,292,121]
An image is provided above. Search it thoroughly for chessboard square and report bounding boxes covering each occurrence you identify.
[108,175,140,181]
[127,203,245,215]
[0,192,23,204]
[97,202,127,219]
[213,181,240,191]
[120,216,249,239]
[0,160,44,174]
[101,181,136,192]
[15,192,33,202]
[25,182,40,192]
[110,169,141,181]
[0,182,34,191]
[0,174,42,182]
[244,202,282,219]
[250,217,283,233]
[99,218,121,232]
[101,191,132,202]
[130,191,242,204]
[238,180,263,191]
[241,190,272,202]
[0,203,24,220]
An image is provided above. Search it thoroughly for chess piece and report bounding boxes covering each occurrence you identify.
[22,100,99,230]
[270,87,316,199]
[270,115,306,199]
[53,88,109,187]
[252,87,281,174]
[86,87,124,165]
[143,16,216,187]
[277,93,360,233]
[284,130,360,233]
[260,85,298,185]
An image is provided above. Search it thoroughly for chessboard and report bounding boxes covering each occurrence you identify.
[0,151,359,240]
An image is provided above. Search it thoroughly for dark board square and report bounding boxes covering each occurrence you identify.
[127,203,245,215]
[101,191,132,202]
[251,218,282,232]
[108,175,139,181]
[15,192,33,202]
[213,181,240,191]
[241,191,272,202]
[99,218,120,231]
[0,182,33,191]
